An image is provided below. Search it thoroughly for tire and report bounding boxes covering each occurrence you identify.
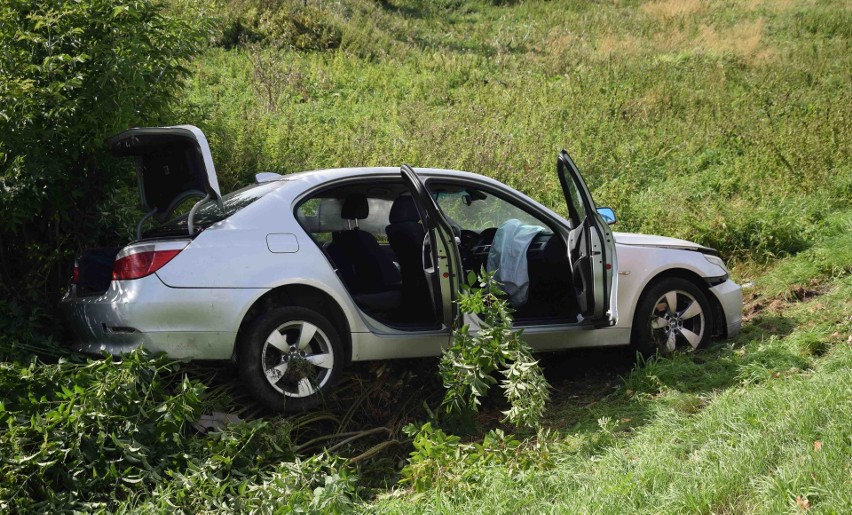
[631,277,711,358]
[237,306,344,412]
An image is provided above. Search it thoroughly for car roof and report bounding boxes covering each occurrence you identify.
[268,166,509,191]
[255,166,568,228]
[279,166,495,180]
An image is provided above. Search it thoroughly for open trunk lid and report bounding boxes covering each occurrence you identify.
[108,125,223,235]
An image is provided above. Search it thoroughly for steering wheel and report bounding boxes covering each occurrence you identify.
[473,227,498,249]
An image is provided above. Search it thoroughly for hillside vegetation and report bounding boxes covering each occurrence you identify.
[0,0,850,512]
[193,0,850,261]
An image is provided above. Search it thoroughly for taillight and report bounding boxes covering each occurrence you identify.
[112,249,182,280]
[71,260,80,285]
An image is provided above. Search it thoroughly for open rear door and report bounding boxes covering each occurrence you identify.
[557,150,617,326]
[400,165,463,329]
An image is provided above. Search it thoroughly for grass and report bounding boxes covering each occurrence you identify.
[181,0,851,263]
[367,219,852,513]
[2,0,851,511]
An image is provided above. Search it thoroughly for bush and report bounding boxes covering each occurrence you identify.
[214,1,342,50]
[0,0,208,347]
[0,352,204,511]
[0,350,361,512]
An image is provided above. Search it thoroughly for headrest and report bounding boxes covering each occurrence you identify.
[341,194,368,220]
[389,195,420,223]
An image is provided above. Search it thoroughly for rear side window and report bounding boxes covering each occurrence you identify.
[297,197,393,244]
[144,181,284,237]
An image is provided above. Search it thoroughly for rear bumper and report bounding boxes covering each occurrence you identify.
[59,275,264,360]
[708,279,743,339]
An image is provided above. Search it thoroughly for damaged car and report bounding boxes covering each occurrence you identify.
[61,125,742,411]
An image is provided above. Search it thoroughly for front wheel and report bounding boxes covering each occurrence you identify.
[238,306,343,412]
[632,277,711,358]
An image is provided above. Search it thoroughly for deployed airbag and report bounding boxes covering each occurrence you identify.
[486,219,545,307]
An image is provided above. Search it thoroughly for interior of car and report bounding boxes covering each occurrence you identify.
[295,179,580,330]
[296,181,439,329]
[429,182,579,324]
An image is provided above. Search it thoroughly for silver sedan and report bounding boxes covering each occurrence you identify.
[61,126,742,411]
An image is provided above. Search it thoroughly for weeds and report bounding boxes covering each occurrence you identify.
[399,423,556,494]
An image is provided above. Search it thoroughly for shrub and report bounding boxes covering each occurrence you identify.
[0,0,208,347]
[0,350,361,512]
[213,1,342,50]
[0,352,204,511]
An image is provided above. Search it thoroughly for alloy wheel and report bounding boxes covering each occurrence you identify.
[648,289,706,352]
[261,320,335,398]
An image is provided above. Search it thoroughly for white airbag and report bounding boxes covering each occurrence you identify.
[486,219,545,307]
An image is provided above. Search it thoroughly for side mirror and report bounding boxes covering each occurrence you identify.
[597,207,617,225]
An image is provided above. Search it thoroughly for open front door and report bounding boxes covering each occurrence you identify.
[557,150,617,326]
[400,165,463,329]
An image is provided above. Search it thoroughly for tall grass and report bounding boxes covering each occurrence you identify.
[185,0,851,262]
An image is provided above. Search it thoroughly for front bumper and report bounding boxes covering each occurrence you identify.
[707,278,743,339]
[60,274,265,360]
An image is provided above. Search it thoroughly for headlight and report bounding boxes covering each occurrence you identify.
[703,253,728,272]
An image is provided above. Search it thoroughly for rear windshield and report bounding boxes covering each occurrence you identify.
[143,181,285,238]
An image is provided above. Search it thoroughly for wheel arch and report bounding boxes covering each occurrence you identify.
[235,284,352,364]
[632,268,727,340]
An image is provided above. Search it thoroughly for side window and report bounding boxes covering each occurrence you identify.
[432,185,552,234]
[296,198,332,244]
[562,175,588,225]
[296,192,394,244]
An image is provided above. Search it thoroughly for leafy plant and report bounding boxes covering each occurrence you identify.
[439,270,550,429]
[213,0,342,50]
[0,352,204,511]
[0,0,208,346]
[0,350,365,512]
[400,422,556,493]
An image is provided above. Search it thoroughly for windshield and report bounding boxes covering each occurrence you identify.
[433,187,553,235]
[143,180,285,238]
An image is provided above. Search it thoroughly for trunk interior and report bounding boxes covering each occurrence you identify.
[76,247,121,296]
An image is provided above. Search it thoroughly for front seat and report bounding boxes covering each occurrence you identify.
[325,194,401,313]
[385,195,433,320]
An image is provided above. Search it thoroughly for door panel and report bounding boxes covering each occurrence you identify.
[400,165,463,328]
[557,151,617,325]
[568,225,593,315]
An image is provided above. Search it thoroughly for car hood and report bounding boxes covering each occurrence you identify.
[614,232,716,254]
[108,125,222,222]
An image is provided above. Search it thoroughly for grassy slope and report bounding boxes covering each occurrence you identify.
[3,0,849,511]
[186,0,851,511]
[190,0,850,262]
[368,212,852,512]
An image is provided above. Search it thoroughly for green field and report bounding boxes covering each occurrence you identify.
[1,0,850,512]
[191,0,851,262]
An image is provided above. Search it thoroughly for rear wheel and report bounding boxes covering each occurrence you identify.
[632,277,711,358]
[238,306,343,412]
